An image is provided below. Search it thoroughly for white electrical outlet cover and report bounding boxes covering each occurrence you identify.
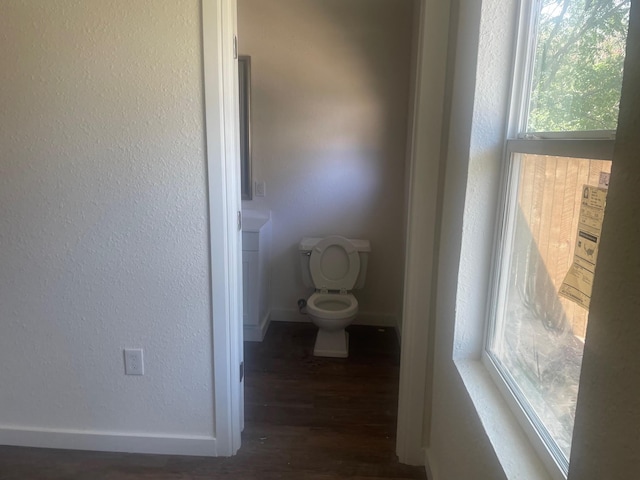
[124,348,144,375]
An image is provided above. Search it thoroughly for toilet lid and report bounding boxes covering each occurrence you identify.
[309,236,360,291]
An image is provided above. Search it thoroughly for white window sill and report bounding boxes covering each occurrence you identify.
[453,359,554,480]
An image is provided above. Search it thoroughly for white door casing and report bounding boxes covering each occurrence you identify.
[396,0,450,467]
[202,0,244,457]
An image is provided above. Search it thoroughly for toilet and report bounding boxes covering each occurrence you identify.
[299,235,370,358]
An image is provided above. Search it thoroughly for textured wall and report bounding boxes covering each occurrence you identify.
[238,0,414,323]
[568,3,640,478]
[0,0,213,437]
[426,0,549,478]
[426,0,508,477]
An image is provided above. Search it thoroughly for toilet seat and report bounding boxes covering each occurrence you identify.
[302,235,366,357]
[309,235,360,291]
[306,292,358,320]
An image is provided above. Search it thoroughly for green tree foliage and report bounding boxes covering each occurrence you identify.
[528,0,630,132]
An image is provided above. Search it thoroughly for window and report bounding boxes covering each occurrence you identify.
[484,0,630,477]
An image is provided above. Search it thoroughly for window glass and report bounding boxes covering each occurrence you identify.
[490,154,611,460]
[527,0,630,132]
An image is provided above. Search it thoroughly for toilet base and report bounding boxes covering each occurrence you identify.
[313,329,349,358]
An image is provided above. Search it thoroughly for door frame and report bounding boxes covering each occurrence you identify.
[202,0,243,457]
[204,0,448,463]
[395,0,450,467]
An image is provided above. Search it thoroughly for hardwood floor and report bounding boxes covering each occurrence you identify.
[0,322,426,480]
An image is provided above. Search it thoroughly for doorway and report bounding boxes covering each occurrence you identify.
[206,0,451,465]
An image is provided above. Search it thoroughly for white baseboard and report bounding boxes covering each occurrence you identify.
[0,426,218,456]
[270,308,397,327]
[244,310,271,342]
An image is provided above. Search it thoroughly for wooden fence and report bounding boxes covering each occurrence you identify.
[517,154,611,340]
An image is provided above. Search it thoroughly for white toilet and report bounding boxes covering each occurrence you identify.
[299,235,370,358]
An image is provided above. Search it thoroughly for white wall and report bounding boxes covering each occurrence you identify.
[422,1,560,478]
[568,3,640,477]
[0,0,215,452]
[238,0,414,325]
[425,1,515,477]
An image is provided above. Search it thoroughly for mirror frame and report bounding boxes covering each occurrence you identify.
[238,55,252,200]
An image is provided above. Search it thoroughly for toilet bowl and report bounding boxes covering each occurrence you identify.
[306,292,358,326]
[299,235,371,358]
[306,292,358,357]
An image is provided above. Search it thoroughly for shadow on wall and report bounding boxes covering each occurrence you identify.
[238,0,415,318]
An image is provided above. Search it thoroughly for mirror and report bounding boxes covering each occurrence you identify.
[238,55,252,200]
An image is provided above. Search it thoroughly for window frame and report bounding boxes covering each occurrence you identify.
[482,0,621,478]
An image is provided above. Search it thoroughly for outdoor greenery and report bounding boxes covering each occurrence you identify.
[528,0,631,132]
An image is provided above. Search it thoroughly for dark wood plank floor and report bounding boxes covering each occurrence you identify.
[0,322,426,480]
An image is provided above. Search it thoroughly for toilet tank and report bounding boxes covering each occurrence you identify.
[299,237,370,290]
